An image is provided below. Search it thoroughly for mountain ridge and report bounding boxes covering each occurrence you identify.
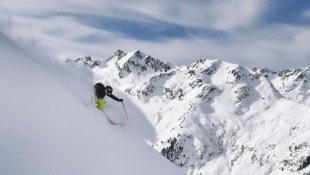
[67,50,309,106]
[67,49,310,175]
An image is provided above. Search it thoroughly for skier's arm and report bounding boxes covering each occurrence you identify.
[107,94,123,102]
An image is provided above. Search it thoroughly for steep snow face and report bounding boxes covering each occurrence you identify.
[70,50,310,175]
[0,33,184,175]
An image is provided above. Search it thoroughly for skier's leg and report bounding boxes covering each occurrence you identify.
[95,98,106,111]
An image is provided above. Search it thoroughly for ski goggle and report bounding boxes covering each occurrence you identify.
[106,86,113,94]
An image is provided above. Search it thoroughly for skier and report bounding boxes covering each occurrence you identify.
[94,82,123,111]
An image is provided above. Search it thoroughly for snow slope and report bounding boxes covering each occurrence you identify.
[0,32,184,175]
[70,50,310,175]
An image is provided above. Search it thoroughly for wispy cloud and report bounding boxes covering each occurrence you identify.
[303,10,310,19]
[0,0,309,70]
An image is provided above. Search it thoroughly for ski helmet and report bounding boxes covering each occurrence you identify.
[95,82,105,90]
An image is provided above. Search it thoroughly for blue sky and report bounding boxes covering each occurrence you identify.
[0,0,309,70]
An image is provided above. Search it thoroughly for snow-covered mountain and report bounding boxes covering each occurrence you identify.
[68,50,310,175]
[253,67,310,105]
[0,32,184,175]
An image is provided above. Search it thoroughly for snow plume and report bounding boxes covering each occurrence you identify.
[0,32,183,175]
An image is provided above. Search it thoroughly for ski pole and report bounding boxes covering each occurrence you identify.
[121,101,129,119]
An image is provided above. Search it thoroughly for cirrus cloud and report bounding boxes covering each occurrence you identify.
[0,0,309,70]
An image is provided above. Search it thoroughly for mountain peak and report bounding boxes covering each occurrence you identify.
[108,50,172,78]
[112,49,126,59]
[66,56,102,69]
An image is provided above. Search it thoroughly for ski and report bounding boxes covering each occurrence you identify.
[104,113,126,126]
[105,115,120,125]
